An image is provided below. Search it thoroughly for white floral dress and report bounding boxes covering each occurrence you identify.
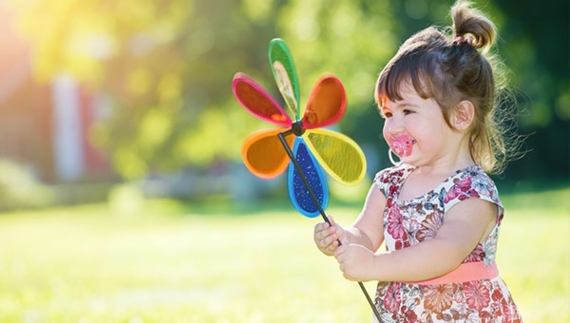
[373,164,523,323]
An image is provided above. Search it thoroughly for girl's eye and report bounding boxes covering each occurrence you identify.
[403,109,414,115]
[383,112,393,118]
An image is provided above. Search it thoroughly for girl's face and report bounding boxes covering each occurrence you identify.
[380,82,455,167]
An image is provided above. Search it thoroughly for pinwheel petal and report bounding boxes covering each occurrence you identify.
[304,129,366,185]
[302,75,346,129]
[242,129,294,179]
[288,137,329,218]
[232,73,292,127]
[269,38,301,121]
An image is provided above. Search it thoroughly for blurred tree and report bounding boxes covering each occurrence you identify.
[4,0,402,179]
[6,0,283,179]
[5,0,568,182]
[491,0,569,181]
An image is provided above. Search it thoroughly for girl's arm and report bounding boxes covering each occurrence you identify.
[335,197,496,282]
[314,184,386,256]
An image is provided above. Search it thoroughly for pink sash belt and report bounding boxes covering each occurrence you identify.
[414,262,499,285]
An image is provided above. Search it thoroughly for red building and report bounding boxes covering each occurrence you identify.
[0,7,111,183]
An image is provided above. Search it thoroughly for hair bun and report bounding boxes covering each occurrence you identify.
[452,0,496,52]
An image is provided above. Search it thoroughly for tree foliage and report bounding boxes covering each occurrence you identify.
[7,0,271,178]
[5,0,568,181]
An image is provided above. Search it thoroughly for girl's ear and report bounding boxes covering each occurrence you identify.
[453,100,475,131]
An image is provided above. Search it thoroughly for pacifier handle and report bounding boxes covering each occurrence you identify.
[388,134,413,165]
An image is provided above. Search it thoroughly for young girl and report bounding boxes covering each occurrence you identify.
[313,1,523,322]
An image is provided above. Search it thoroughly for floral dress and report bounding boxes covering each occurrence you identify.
[373,164,523,323]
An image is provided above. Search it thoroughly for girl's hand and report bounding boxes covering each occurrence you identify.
[313,216,345,256]
[334,244,376,282]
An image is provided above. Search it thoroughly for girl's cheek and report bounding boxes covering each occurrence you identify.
[382,122,390,139]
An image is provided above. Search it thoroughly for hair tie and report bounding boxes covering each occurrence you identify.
[454,34,471,44]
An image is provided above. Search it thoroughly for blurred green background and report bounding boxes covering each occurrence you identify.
[0,0,568,322]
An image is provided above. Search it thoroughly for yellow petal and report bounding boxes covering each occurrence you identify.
[304,129,366,185]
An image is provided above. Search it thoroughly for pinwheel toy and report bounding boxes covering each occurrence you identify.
[232,38,382,322]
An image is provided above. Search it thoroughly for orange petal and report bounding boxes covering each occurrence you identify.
[242,128,295,179]
[302,75,346,129]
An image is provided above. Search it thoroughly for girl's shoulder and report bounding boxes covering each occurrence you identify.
[373,164,415,196]
[375,164,405,179]
[442,164,502,210]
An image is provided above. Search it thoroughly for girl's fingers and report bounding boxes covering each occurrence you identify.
[314,217,342,255]
[328,215,336,227]
[333,244,345,260]
[315,222,332,236]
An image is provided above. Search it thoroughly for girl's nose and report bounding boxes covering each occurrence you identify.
[386,118,404,135]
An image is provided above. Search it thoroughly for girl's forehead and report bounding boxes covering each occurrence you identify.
[380,82,422,106]
[396,82,420,97]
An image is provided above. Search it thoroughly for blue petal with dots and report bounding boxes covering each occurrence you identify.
[288,137,329,218]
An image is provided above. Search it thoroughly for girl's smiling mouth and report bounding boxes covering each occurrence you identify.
[390,134,414,157]
[388,134,415,165]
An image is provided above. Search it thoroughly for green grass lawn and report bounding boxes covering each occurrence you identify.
[0,186,568,322]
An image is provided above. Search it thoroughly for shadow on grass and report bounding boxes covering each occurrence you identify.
[157,196,298,217]
[495,179,569,212]
[496,177,569,194]
[177,179,570,217]
[158,194,366,218]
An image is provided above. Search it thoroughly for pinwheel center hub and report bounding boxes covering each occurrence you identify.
[291,121,305,136]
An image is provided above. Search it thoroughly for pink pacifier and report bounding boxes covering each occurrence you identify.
[388,134,413,165]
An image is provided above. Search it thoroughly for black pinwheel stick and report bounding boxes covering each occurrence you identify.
[278,127,383,323]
